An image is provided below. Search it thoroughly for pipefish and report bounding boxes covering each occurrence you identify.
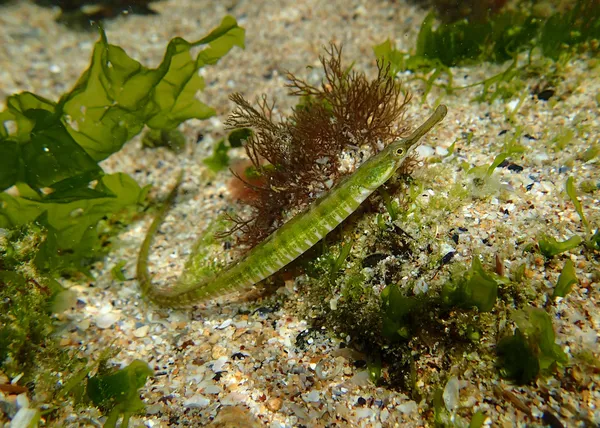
[137,105,447,308]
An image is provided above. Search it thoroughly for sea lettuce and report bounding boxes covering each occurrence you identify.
[0,16,245,192]
[0,16,245,274]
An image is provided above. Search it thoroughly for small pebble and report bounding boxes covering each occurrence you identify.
[303,390,320,403]
[416,145,435,158]
[203,384,222,394]
[183,394,210,409]
[435,146,449,156]
[77,319,91,331]
[266,397,283,412]
[216,319,233,329]
[211,356,228,373]
[133,325,150,338]
[443,376,460,412]
[95,312,120,329]
[397,401,418,414]
[354,407,373,420]
[212,344,228,360]
[16,394,29,410]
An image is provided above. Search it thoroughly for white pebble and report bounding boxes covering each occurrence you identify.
[95,312,120,329]
[133,325,149,338]
[416,145,435,158]
[532,152,550,165]
[506,99,519,110]
[77,319,91,331]
[183,394,210,409]
[16,393,29,409]
[355,407,373,420]
[211,356,228,373]
[303,390,320,403]
[349,370,370,387]
[9,408,40,427]
[380,407,390,422]
[436,146,449,156]
[216,319,232,330]
[397,400,418,414]
[203,384,222,394]
[443,376,460,412]
[11,373,24,384]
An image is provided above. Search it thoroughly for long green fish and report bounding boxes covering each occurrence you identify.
[137,105,447,307]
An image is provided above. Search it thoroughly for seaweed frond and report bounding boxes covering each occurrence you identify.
[224,45,411,249]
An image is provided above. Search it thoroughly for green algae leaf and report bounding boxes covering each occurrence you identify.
[380,284,421,340]
[227,127,252,148]
[203,138,230,172]
[486,152,509,177]
[442,257,500,312]
[0,102,102,193]
[203,128,252,172]
[0,92,57,143]
[416,13,492,67]
[553,259,578,298]
[373,39,409,76]
[22,109,103,190]
[515,308,568,370]
[469,411,486,428]
[367,356,382,385]
[86,359,153,428]
[0,173,144,275]
[60,16,245,161]
[538,234,582,258]
[498,308,568,384]
[141,128,186,153]
[0,16,245,193]
[540,0,600,60]
[497,328,540,384]
[0,140,20,190]
[111,260,128,281]
[566,176,589,231]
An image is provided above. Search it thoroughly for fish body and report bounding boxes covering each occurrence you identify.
[138,105,447,307]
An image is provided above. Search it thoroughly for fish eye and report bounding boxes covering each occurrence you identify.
[396,147,404,156]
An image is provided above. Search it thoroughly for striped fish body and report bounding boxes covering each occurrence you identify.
[139,106,447,307]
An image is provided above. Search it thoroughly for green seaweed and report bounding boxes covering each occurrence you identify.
[0,16,244,275]
[433,387,451,426]
[0,225,73,379]
[469,411,486,428]
[367,356,382,385]
[111,260,128,281]
[141,128,187,153]
[0,17,244,424]
[203,128,252,172]
[59,354,153,428]
[374,1,600,102]
[1,173,145,276]
[203,139,231,172]
[538,234,582,258]
[497,308,568,384]
[496,328,540,385]
[553,259,578,298]
[566,176,590,231]
[0,16,244,191]
[378,187,400,222]
[0,271,55,376]
[539,0,600,60]
[441,257,501,312]
[86,360,153,428]
[380,284,423,340]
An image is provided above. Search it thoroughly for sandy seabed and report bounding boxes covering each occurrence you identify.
[1,0,599,426]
